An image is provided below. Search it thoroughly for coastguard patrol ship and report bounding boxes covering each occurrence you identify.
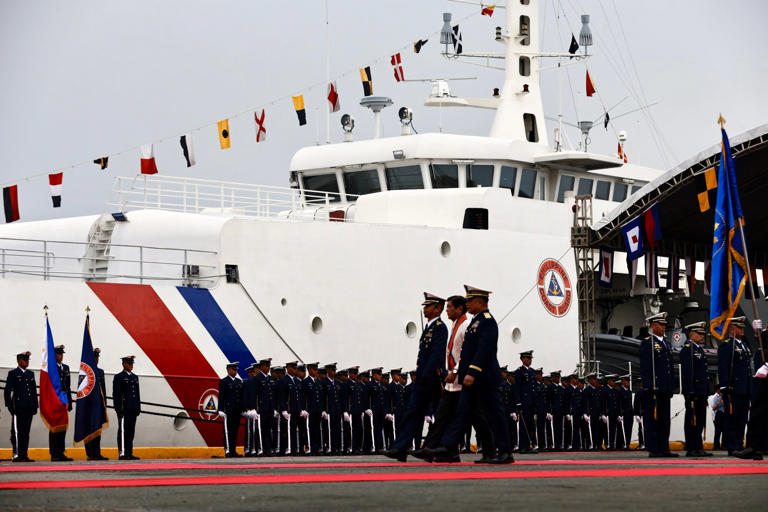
[2,0,738,450]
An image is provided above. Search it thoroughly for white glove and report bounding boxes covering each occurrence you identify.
[600,415,608,424]
[321,411,329,420]
[533,414,538,421]
[282,411,290,420]
[300,410,309,419]
[424,415,433,424]
[752,319,763,331]
[365,409,373,417]
[583,414,590,422]
[510,413,518,421]
[546,413,553,421]
[566,414,572,421]
[385,414,394,421]
[756,364,768,379]
[273,410,279,418]
[252,411,260,420]
[618,415,624,423]
[218,411,226,419]
[635,415,641,423]
[343,412,351,422]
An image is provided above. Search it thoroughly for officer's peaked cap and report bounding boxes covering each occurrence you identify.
[17,351,31,360]
[464,284,491,299]
[646,312,668,325]
[727,316,746,328]
[422,293,446,306]
[685,321,707,334]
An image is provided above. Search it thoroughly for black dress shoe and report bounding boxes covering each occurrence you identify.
[648,452,664,458]
[661,452,679,458]
[383,449,407,463]
[488,452,515,465]
[696,450,714,457]
[409,449,433,463]
[128,455,140,460]
[61,456,74,462]
[431,447,461,463]
[732,447,757,460]
[474,456,494,464]
[13,457,34,463]
[685,451,697,457]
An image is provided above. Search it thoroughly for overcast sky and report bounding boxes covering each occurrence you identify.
[1,0,767,222]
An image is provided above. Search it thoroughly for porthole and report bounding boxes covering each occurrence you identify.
[511,327,522,343]
[173,411,190,431]
[440,241,451,257]
[281,298,287,306]
[311,316,323,334]
[406,321,417,338]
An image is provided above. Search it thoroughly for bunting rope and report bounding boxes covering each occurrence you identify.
[0,10,480,192]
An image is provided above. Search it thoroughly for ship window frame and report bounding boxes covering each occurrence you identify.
[595,179,611,200]
[612,182,628,202]
[519,56,531,77]
[499,165,518,193]
[429,163,460,189]
[577,177,594,196]
[342,168,381,196]
[518,168,537,199]
[301,172,342,203]
[556,174,576,203]
[466,163,494,188]
[631,185,643,195]
[384,164,424,191]
[523,113,539,142]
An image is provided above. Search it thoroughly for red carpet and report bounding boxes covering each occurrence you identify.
[2,458,765,473]
[2,465,767,489]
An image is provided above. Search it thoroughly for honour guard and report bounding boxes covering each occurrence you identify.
[717,316,751,454]
[514,350,537,453]
[617,375,633,450]
[426,285,513,464]
[384,293,447,462]
[255,359,275,456]
[534,369,548,450]
[680,322,713,456]
[547,371,567,450]
[241,363,260,456]
[640,312,676,457]
[346,367,366,454]
[601,374,619,450]
[113,355,141,460]
[733,317,767,460]
[49,345,73,461]
[337,369,352,453]
[323,363,343,455]
[566,373,582,450]
[4,351,37,462]
[387,369,406,450]
[583,373,602,450]
[303,362,324,455]
[277,361,301,456]
[218,361,243,457]
[84,348,109,460]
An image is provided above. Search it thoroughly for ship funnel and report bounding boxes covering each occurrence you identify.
[360,96,393,139]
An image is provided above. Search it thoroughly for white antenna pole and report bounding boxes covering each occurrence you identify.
[557,56,563,151]
[325,0,330,144]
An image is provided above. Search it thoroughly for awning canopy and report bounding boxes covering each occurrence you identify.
[589,124,768,267]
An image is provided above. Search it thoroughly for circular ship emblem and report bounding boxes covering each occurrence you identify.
[77,362,96,399]
[537,259,572,317]
[198,389,219,420]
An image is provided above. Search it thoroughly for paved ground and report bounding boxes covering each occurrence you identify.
[1,451,765,511]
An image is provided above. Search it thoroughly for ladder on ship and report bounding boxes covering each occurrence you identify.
[572,194,597,375]
[83,214,116,281]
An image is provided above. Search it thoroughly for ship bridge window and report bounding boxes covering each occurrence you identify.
[612,182,628,202]
[518,168,537,199]
[385,164,423,190]
[343,169,381,196]
[302,174,340,202]
[631,185,642,195]
[429,164,459,189]
[499,166,517,191]
[463,208,489,230]
[519,57,530,77]
[577,177,594,196]
[523,113,539,142]
[557,175,575,203]
[466,164,494,188]
[595,180,611,200]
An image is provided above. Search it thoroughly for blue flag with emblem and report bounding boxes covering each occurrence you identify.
[709,127,747,340]
[74,314,109,445]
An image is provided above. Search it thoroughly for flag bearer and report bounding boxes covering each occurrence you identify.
[680,322,713,457]
[4,351,37,462]
[48,345,73,461]
[718,316,752,454]
[84,348,109,460]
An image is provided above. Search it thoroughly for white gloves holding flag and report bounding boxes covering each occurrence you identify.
[321,411,329,420]
[510,413,518,421]
[365,409,373,417]
[218,411,227,419]
[600,415,608,424]
[583,414,590,422]
[300,410,309,419]
[635,415,641,423]
[752,319,763,332]
[425,415,434,424]
[385,414,394,422]
[282,411,290,420]
[273,410,279,418]
[566,414,572,421]
[343,412,351,422]
[618,415,624,423]
[546,413,553,421]
[756,363,768,379]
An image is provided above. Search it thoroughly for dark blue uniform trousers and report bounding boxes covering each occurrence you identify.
[440,382,510,455]
[683,396,707,452]
[723,394,749,451]
[642,391,670,454]
[392,387,435,452]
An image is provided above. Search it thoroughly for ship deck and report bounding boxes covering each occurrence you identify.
[1,452,765,510]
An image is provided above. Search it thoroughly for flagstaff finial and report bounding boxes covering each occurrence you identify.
[43,304,48,317]
[717,113,726,128]
[85,305,91,313]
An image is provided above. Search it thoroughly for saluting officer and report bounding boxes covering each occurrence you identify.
[640,312,676,457]
[427,285,513,464]
[717,316,752,454]
[4,351,37,462]
[48,345,73,461]
[384,293,447,462]
[217,361,243,457]
[514,350,537,453]
[680,322,713,457]
[113,355,141,460]
[84,347,109,460]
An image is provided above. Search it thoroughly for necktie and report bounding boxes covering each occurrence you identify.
[447,315,466,370]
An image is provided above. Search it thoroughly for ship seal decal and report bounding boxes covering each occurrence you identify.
[537,258,572,318]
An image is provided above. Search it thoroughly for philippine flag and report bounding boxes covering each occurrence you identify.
[40,316,69,432]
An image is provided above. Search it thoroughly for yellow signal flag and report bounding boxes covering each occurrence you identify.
[217,119,231,149]
[293,95,307,126]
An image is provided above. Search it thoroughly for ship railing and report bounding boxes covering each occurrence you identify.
[104,175,358,218]
[0,236,218,285]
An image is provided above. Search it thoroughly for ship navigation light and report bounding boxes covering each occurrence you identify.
[341,114,355,142]
[398,107,413,136]
[579,15,593,49]
[440,12,453,52]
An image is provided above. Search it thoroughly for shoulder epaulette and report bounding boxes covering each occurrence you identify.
[484,312,492,319]
[684,342,691,347]
[436,320,442,326]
